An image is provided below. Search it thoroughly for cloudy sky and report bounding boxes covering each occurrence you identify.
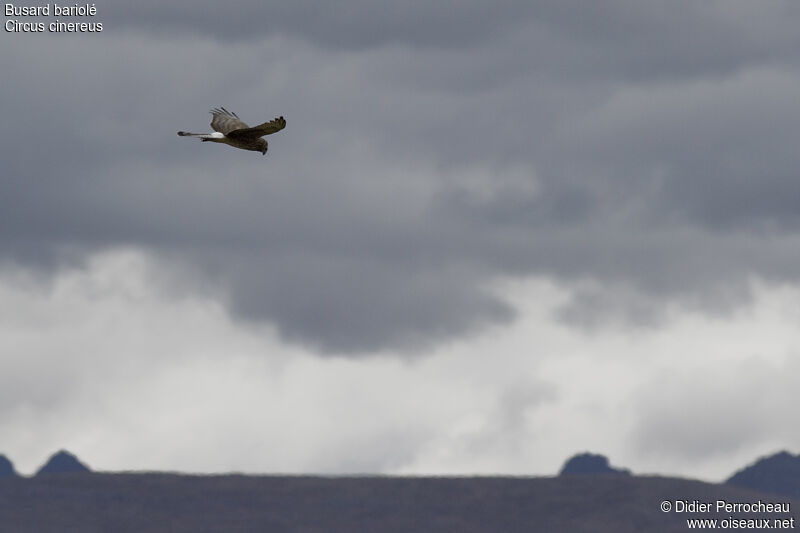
[2,0,800,480]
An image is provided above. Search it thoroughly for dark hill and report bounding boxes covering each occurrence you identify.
[559,452,631,476]
[0,455,18,478]
[726,450,800,498]
[35,450,91,476]
[0,473,795,532]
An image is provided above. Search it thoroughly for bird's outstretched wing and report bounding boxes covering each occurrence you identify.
[210,107,250,135]
[227,116,287,140]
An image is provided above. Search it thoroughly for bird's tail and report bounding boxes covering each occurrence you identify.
[177,131,225,143]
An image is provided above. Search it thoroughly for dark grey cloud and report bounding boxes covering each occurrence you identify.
[103,0,532,48]
[5,2,800,353]
[98,0,800,80]
[550,68,800,231]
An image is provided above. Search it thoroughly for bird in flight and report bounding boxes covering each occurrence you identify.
[178,107,286,155]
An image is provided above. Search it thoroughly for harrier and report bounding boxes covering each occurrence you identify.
[178,107,286,155]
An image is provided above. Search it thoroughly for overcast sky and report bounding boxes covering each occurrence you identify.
[2,0,800,480]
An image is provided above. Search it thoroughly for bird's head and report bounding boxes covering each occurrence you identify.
[258,139,268,155]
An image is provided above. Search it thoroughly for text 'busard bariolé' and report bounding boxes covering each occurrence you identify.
[5,3,103,33]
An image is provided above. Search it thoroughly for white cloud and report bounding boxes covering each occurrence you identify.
[3,250,798,480]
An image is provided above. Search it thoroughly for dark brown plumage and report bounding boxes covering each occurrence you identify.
[178,107,286,155]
